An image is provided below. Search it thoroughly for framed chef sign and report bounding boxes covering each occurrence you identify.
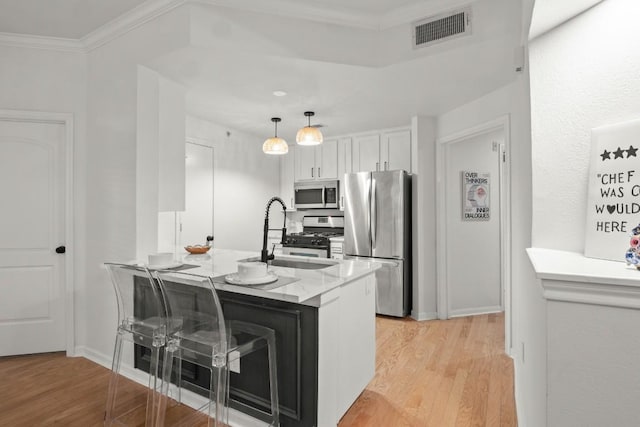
[462,171,490,221]
[584,118,640,261]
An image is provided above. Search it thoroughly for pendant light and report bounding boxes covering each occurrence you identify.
[296,111,323,146]
[263,117,288,155]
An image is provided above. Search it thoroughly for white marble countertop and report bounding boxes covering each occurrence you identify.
[527,247,640,287]
[159,248,380,305]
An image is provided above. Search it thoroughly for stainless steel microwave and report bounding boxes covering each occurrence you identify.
[294,180,339,209]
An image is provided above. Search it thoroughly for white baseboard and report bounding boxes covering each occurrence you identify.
[449,306,503,318]
[410,310,438,321]
[75,345,110,368]
[75,345,267,427]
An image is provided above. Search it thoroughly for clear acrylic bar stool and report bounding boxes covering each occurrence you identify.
[154,270,280,427]
[104,263,169,426]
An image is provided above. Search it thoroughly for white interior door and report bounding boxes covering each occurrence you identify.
[180,142,214,247]
[445,129,503,317]
[0,119,66,356]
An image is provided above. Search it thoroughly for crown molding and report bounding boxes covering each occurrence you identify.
[0,31,83,52]
[82,0,186,51]
[0,0,185,53]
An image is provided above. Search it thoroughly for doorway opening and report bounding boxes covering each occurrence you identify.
[436,115,512,354]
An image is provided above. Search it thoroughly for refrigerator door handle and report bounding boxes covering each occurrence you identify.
[371,177,376,249]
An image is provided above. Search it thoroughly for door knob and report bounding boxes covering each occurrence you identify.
[55,246,66,254]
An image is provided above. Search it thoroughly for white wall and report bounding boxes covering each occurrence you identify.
[547,299,640,426]
[136,66,186,262]
[176,142,214,249]
[528,0,640,425]
[83,6,190,361]
[411,116,437,320]
[0,44,88,355]
[186,115,281,252]
[530,0,640,252]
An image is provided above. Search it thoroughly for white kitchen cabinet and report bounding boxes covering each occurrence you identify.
[352,134,380,173]
[352,129,412,173]
[294,139,338,181]
[295,145,315,181]
[336,137,352,210]
[280,144,296,210]
[381,129,412,172]
[317,272,376,425]
[319,139,338,179]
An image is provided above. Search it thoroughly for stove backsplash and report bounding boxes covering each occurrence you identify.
[285,209,343,234]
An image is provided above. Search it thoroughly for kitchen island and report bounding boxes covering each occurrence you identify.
[135,248,379,427]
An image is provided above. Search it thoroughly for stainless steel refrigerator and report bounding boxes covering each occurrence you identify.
[344,170,411,317]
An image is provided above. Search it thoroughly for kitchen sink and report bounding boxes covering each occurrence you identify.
[240,257,338,270]
[269,258,335,270]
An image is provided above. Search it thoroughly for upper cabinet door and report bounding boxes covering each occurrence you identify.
[318,139,338,180]
[382,130,412,172]
[353,134,380,172]
[295,146,316,181]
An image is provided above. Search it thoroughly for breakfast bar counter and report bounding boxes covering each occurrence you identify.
[171,248,380,306]
[135,248,380,427]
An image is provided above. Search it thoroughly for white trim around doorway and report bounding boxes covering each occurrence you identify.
[0,109,75,356]
[435,114,512,355]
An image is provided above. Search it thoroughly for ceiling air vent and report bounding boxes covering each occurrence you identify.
[412,6,472,49]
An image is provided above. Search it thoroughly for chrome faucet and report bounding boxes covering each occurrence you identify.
[261,196,287,263]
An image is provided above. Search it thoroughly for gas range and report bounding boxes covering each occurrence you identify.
[282,216,344,257]
[284,232,342,248]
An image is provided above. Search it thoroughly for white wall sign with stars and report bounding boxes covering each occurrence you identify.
[585,118,640,261]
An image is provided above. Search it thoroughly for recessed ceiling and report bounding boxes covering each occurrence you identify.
[147,0,522,140]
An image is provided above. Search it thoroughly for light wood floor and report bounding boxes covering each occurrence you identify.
[339,313,516,427]
[0,313,515,426]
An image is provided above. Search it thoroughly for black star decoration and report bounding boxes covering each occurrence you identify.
[601,149,611,161]
[627,145,638,158]
[614,147,626,159]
